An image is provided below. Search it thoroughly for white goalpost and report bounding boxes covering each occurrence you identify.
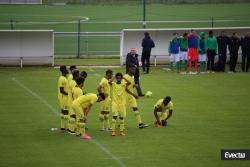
[120,27,250,66]
[0,0,42,4]
[0,30,54,67]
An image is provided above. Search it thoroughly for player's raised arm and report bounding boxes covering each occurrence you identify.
[122,75,131,85]
[125,84,138,99]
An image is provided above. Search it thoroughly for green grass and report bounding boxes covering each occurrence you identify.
[0,66,250,167]
[1,3,250,56]
[55,58,120,66]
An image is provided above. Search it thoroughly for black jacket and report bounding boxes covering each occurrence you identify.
[141,36,155,55]
[229,36,241,54]
[242,36,250,54]
[217,35,230,52]
[126,53,140,77]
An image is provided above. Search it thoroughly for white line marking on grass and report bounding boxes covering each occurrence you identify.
[90,139,127,167]
[12,77,60,116]
[88,68,101,77]
[12,77,126,167]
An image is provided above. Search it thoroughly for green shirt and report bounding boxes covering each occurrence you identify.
[206,35,218,52]
[179,38,188,51]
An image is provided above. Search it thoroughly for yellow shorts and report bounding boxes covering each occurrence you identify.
[100,97,111,112]
[112,102,126,118]
[58,96,68,110]
[72,103,83,121]
[126,95,138,108]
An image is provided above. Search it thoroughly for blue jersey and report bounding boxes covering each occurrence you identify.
[188,35,198,49]
[168,38,180,54]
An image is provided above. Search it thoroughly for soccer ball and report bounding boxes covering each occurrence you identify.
[145,91,152,97]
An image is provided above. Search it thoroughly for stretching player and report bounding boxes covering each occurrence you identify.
[109,73,131,136]
[97,70,113,131]
[153,96,174,127]
[72,77,85,136]
[57,66,69,131]
[123,66,148,129]
[67,69,79,134]
[72,93,105,139]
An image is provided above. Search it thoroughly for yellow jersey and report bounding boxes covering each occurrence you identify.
[72,86,83,100]
[68,79,77,106]
[111,80,126,105]
[57,75,68,99]
[123,74,135,94]
[99,77,111,97]
[154,99,174,113]
[67,74,73,82]
[73,93,98,108]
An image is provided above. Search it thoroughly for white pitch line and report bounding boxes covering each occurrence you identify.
[12,77,126,167]
[88,68,101,77]
[12,77,60,116]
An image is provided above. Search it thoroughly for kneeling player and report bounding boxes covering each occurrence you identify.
[109,73,131,136]
[72,93,105,139]
[97,70,113,131]
[153,96,174,127]
[123,66,148,129]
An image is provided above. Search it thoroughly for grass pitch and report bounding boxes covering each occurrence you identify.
[0,67,250,167]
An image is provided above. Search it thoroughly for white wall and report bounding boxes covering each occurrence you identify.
[0,30,53,66]
[121,27,250,65]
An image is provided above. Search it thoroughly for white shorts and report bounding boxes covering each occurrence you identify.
[170,53,180,62]
[180,51,188,61]
[199,54,207,62]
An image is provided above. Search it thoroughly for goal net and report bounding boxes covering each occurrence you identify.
[120,27,250,66]
[0,30,54,67]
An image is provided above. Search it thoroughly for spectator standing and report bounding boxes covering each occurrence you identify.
[126,48,144,96]
[206,30,218,72]
[217,31,230,72]
[229,32,241,72]
[241,32,250,72]
[141,32,155,74]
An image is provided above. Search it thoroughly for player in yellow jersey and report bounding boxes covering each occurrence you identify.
[67,69,79,134]
[72,77,84,100]
[57,66,69,131]
[72,93,105,139]
[123,66,149,129]
[97,70,113,131]
[109,73,131,136]
[153,96,174,127]
[72,77,85,136]
[67,65,77,82]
